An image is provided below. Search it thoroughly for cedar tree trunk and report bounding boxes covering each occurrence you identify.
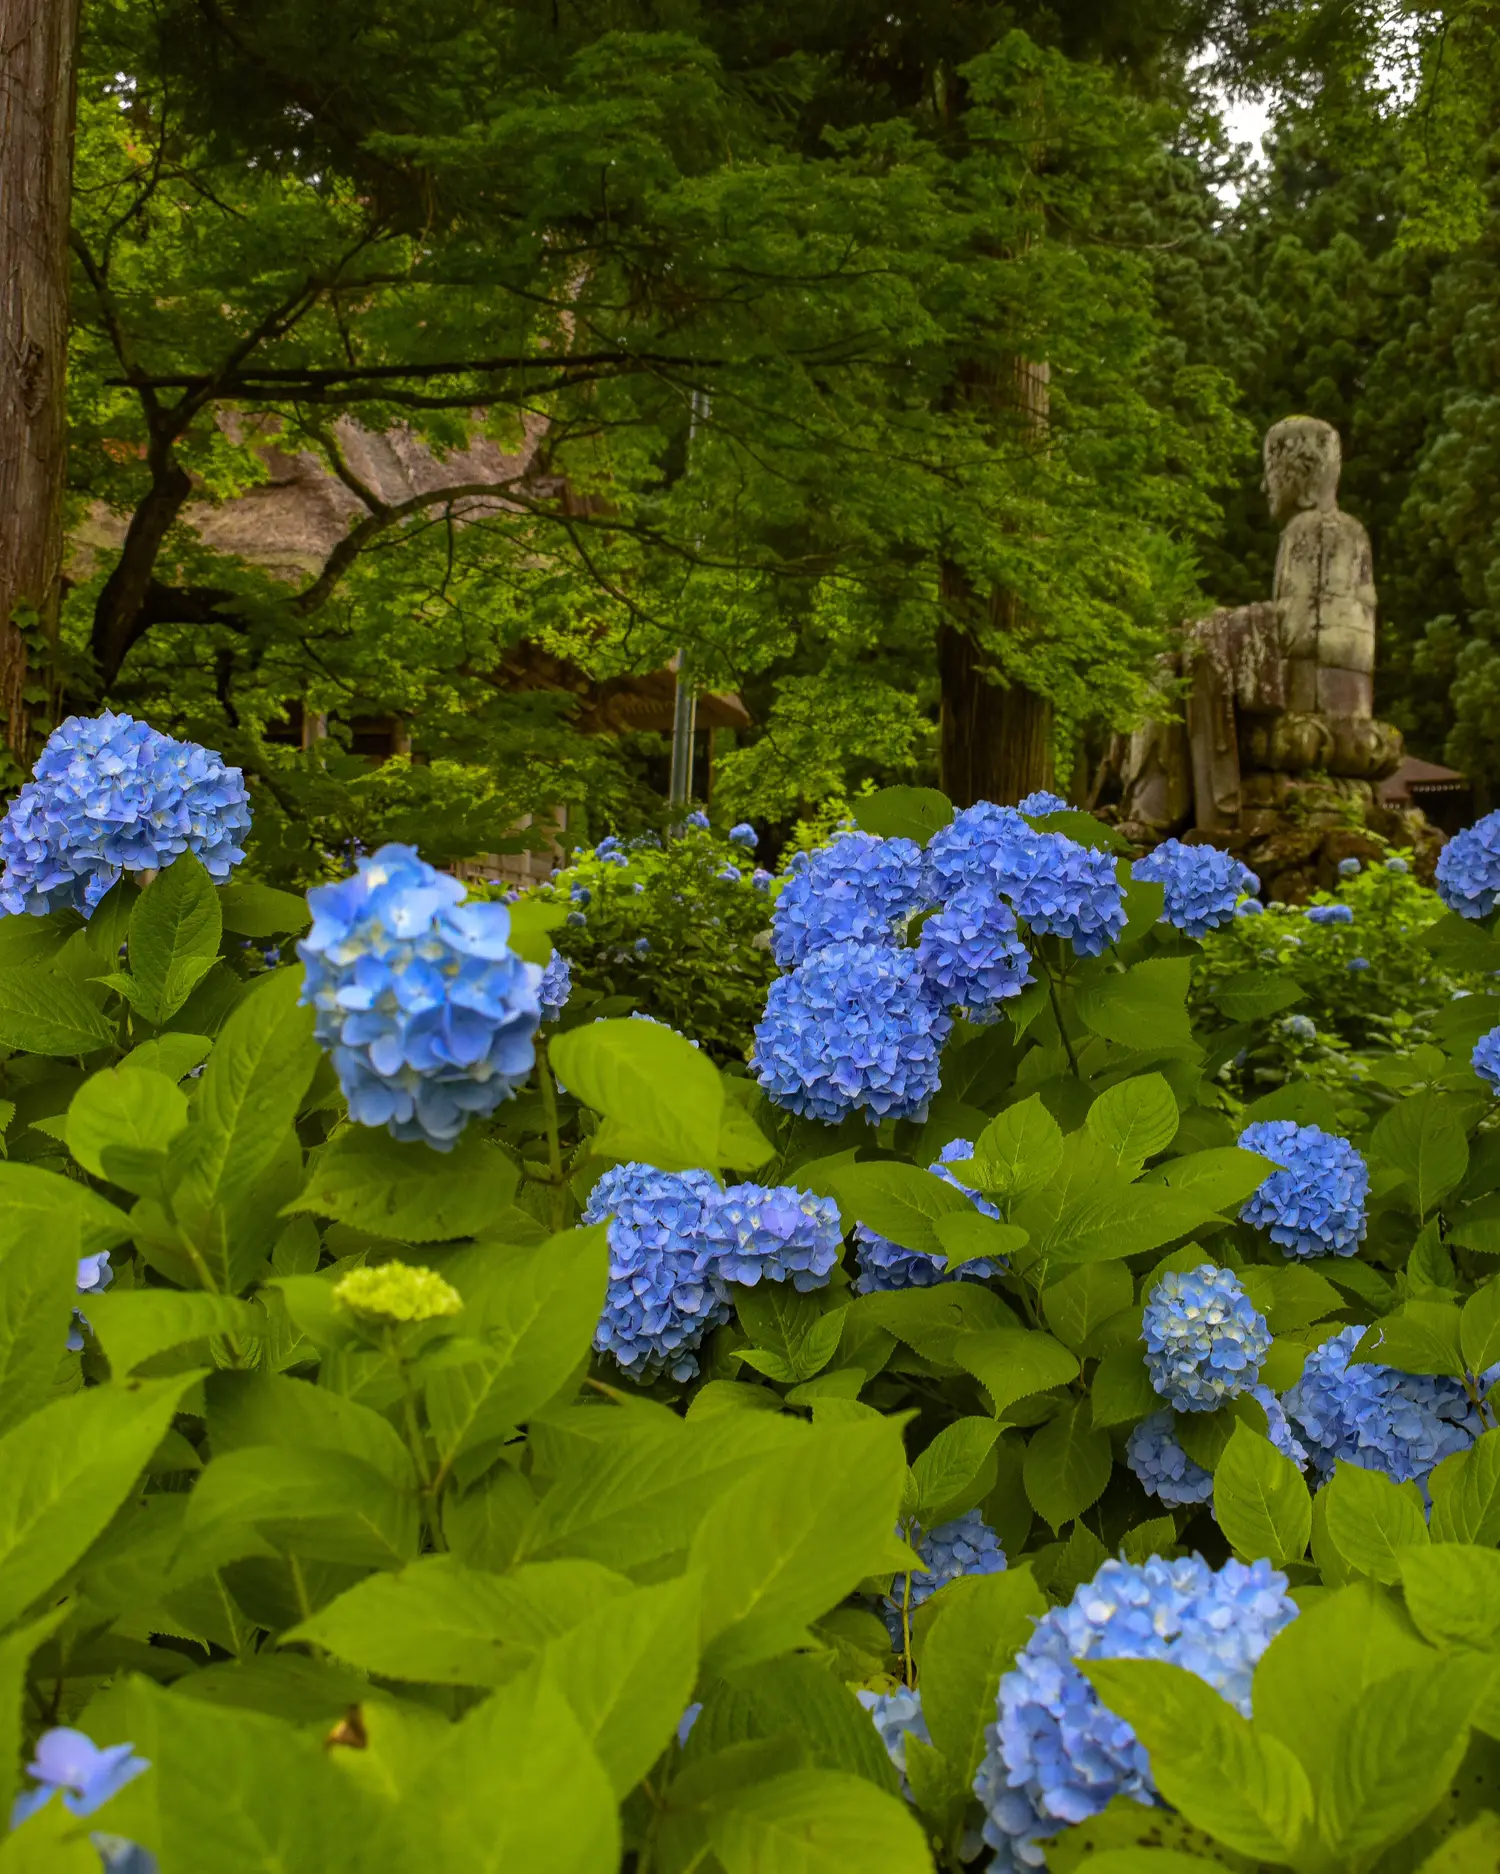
[0,0,80,760]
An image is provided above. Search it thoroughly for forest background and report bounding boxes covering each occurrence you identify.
[10,0,1500,882]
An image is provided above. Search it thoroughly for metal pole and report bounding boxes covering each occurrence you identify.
[668,390,710,813]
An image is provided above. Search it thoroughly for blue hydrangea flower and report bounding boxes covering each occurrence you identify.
[538,951,572,1022]
[1285,1325,1484,1486]
[0,712,250,918]
[1475,1027,1500,1092]
[854,1139,1001,1291]
[1387,856,1410,874]
[1338,857,1362,878]
[1282,1014,1317,1042]
[570,884,591,904]
[752,869,772,890]
[1306,903,1354,926]
[68,1252,113,1354]
[1141,1265,1271,1411]
[753,940,950,1125]
[1348,957,1371,972]
[92,1839,157,1874]
[857,1686,931,1787]
[1238,1121,1368,1259]
[1125,1413,1215,1507]
[685,810,711,830]
[729,823,758,850]
[992,830,1126,958]
[1019,790,1071,816]
[582,1164,731,1381]
[1235,899,1264,918]
[771,833,927,967]
[925,802,1030,897]
[698,1184,842,1290]
[883,1509,1006,1647]
[11,1729,150,1828]
[717,865,741,884]
[1131,841,1259,939]
[299,844,541,1150]
[917,881,1034,1019]
[974,1556,1296,1867]
[1437,811,1500,918]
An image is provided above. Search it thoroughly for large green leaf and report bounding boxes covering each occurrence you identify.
[83,1290,265,1377]
[1085,1074,1179,1168]
[206,1371,416,1487]
[0,1232,83,1439]
[288,1125,520,1243]
[1461,1278,1500,1377]
[1042,1263,1133,1354]
[1320,1656,1493,1864]
[850,786,953,845]
[519,1411,805,1574]
[922,1567,1046,1788]
[1090,1344,1159,1428]
[127,854,223,1025]
[1399,1544,1500,1651]
[1321,1461,1428,1583]
[0,966,116,1056]
[1430,1431,1500,1544]
[1354,1301,1466,1381]
[544,1572,703,1796]
[958,1095,1063,1199]
[1042,1184,1218,1264]
[910,1417,1002,1526]
[955,1330,1079,1419]
[1022,1401,1112,1530]
[1213,1424,1311,1567]
[176,966,320,1222]
[425,1227,608,1468]
[0,1373,199,1632]
[550,1019,724,1170]
[284,1555,630,1682]
[1251,1581,1433,1788]
[401,1665,619,1874]
[692,1416,907,1672]
[1371,1092,1470,1219]
[1075,958,1193,1049]
[705,1768,933,1874]
[1082,1659,1312,1864]
[66,1066,188,1190]
[181,1445,420,1571]
[823,1161,972,1258]
[217,880,311,939]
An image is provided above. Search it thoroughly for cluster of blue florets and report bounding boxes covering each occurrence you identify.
[11,1727,151,1830]
[698,1183,843,1289]
[1130,841,1258,938]
[299,844,542,1150]
[0,712,250,917]
[1018,790,1071,816]
[753,940,952,1124]
[1238,1120,1368,1258]
[1284,1325,1484,1486]
[68,1252,112,1354]
[583,1163,841,1379]
[771,833,926,967]
[883,1509,1007,1647]
[729,823,758,850]
[974,1555,1296,1867]
[1437,810,1500,918]
[1305,903,1354,927]
[538,951,572,1022]
[1475,1027,1500,1093]
[916,882,1034,1019]
[754,799,1129,1123]
[1141,1265,1271,1411]
[857,1686,931,1791]
[1128,1386,1307,1507]
[854,1139,1001,1292]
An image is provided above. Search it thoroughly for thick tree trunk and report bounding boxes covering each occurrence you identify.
[0,0,80,761]
[938,355,1054,807]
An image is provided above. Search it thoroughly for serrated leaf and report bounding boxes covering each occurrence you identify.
[922,1566,1046,1787]
[850,786,953,846]
[824,1161,972,1258]
[959,1095,1063,1199]
[217,880,312,939]
[911,1417,1001,1526]
[128,854,223,1025]
[1075,958,1193,1049]
[1322,1461,1429,1583]
[932,1210,1027,1271]
[1023,1400,1112,1531]
[551,1019,723,1171]
[1090,1344,1159,1428]
[1043,1263,1133,1354]
[1430,1431,1500,1544]
[82,1290,264,1377]
[1462,1278,1500,1377]
[0,967,115,1056]
[1354,1301,1466,1381]
[1372,1093,1469,1219]
[1086,1074,1179,1167]
[955,1329,1079,1419]
[287,1125,520,1242]
[65,1067,187,1186]
[1213,1423,1310,1567]
[705,1768,932,1874]
[1399,1544,1500,1651]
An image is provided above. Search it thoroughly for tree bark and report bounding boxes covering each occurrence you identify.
[938,355,1054,807]
[0,0,81,760]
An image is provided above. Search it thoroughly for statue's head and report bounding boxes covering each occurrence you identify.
[1263,417,1341,522]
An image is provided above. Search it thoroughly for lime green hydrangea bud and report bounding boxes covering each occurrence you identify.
[332,1263,462,1326]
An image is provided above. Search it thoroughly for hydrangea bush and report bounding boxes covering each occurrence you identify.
[0,742,1492,1874]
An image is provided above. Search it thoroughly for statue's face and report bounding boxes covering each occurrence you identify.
[1264,421,1340,521]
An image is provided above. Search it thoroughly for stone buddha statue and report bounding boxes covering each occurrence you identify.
[1103,417,1418,898]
